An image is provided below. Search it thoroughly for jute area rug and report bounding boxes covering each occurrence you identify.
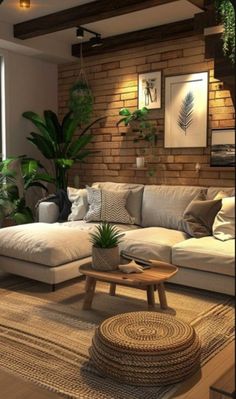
[0,275,234,399]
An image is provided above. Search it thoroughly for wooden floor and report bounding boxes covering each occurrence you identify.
[0,272,234,399]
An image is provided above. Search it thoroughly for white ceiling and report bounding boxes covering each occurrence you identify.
[0,0,202,63]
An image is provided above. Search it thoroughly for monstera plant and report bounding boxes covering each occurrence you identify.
[23,110,105,190]
[0,156,53,225]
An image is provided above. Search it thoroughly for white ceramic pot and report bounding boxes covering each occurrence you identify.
[136,156,145,168]
[92,246,120,271]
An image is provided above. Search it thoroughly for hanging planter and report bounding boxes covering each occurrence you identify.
[69,81,93,125]
[215,0,235,64]
[69,43,94,125]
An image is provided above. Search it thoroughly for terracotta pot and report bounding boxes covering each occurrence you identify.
[92,246,120,271]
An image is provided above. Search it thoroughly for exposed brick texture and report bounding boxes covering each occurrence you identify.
[58,35,235,187]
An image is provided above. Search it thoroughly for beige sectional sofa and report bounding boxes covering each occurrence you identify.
[0,183,234,295]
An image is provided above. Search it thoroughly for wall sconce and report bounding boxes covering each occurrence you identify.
[76,26,103,47]
[20,0,30,8]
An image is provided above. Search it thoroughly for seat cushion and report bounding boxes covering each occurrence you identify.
[61,220,140,233]
[172,236,235,276]
[141,185,206,230]
[119,227,188,263]
[0,223,92,267]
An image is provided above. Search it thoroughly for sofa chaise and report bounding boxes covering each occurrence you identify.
[0,183,234,295]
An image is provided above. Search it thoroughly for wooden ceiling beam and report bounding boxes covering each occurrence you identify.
[72,18,196,58]
[14,0,204,40]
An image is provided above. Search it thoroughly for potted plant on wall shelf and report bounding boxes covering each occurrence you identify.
[90,222,124,271]
[117,107,158,169]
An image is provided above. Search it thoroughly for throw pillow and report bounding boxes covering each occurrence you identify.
[179,190,222,238]
[84,186,102,222]
[101,189,135,224]
[213,190,228,200]
[212,196,235,241]
[67,187,88,221]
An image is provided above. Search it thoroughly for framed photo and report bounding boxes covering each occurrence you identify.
[138,71,161,109]
[210,128,235,167]
[164,72,208,148]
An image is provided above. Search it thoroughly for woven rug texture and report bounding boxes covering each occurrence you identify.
[0,276,234,399]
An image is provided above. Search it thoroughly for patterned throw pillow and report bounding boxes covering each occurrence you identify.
[84,187,134,224]
[101,189,135,224]
[84,186,102,222]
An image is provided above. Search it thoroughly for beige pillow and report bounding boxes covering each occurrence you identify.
[67,187,88,221]
[213,196,235,241]
[179,191,222,238]
[213,190,229,200]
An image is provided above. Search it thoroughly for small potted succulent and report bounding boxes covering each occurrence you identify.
[90,222,124,271]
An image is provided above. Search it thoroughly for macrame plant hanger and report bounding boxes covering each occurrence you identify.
[69,42,93,125]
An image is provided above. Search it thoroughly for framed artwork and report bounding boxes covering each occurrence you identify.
[138,71,161,109]
[210,128,235,167]
[164,72,208,148]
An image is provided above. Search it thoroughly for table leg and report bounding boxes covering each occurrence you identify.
[83,277,96,310]
[146,285,155,309]
[109,283,116,296]
[157,283,168,309]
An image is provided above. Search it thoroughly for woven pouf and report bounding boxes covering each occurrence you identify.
[90,311,201,386]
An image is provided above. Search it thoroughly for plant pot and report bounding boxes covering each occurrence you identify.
[92,246,120,271]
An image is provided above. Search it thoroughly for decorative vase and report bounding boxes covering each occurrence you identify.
[92,246,120,271]
[136,156,145,168]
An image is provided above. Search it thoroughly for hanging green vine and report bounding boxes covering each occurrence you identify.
[69,81,93,126]
[215,0,235,63]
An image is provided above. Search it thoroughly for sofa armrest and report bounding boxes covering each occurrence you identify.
[38,202,59,223]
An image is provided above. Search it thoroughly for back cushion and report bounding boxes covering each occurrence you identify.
[207,187,235,200]
[92,182,144,225]
[142,185,206,230]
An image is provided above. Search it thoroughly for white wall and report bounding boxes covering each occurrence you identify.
[2,49,58,159]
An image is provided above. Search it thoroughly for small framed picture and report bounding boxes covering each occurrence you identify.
[138,71,161,109]
[210,128,235,167]
[164,72,208,148]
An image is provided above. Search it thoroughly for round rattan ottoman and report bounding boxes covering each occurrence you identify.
[90,311,201,386]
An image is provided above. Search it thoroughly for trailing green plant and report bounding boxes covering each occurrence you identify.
[90,222,124,248]
[69,80,93,125]
[0,156,53,224]
[23,110,105,190]
[215,0,235,63]
[117,107,157,145]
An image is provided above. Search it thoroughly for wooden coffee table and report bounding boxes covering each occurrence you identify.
[80,260,178,310]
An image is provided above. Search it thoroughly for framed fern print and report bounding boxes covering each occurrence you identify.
[164,72,208,148]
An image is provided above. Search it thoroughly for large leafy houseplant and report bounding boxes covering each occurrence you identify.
[0,156,53,225]
[23,110,105,190]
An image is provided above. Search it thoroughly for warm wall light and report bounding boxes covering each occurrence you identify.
[20,0,30,8]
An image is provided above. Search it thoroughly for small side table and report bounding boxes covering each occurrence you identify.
[210,366,235,399]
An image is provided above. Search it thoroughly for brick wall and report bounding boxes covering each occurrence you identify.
[58,34,235,187]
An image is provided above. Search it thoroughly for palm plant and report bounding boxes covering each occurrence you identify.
[23,110,105,190]
[90,222,124,248]
[0,156,53,224]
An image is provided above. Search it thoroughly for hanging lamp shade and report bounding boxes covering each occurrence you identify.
[69,43,93,125]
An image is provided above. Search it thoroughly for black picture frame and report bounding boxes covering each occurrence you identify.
[210,128,235,167]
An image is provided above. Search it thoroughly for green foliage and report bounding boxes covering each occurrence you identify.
[215,0,235,63]
[69,81,93,125]
[90,222,124,248]
[0,156,53,224]
[117,107,157,144]
[177,92,194,135]
[23,110,105,190]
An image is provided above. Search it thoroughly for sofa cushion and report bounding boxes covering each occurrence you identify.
[67,187,88,221]
[62,220,140,233]
[179,191,222,238]
[0,223,92,267]
[141,185,206,230]
[93,182,144,225]
[207,187,235,199]
[172,236,235,276]
[119,227,188,263]
[213,196,235,241]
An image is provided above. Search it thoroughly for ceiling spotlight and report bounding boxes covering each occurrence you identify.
[20,0,30,8]
[76,27,84,40]
[90,35,103,47]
